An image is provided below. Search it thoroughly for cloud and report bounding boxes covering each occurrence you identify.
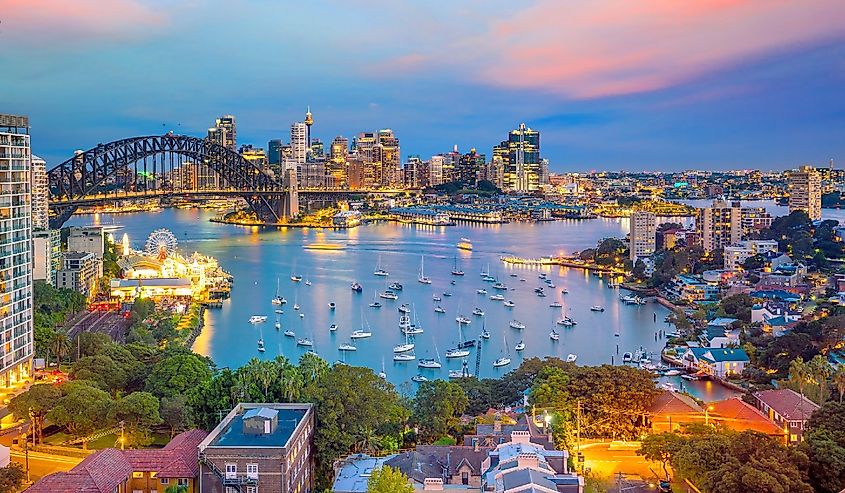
[0,0,167,47]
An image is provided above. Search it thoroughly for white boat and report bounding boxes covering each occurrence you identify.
[249,316,267,324]
[351,330,372,339]
[389,282,404,291]
[257,338,265,352]
[274,309,284,314]
[549,330,560,341]
[399,315,411,329]
[379,291,398,300]
[622,352,633,363]
[434,306,446,313]
[457,238,473,251]
[566,354,577,363]
[328,302,336,310]
[451,257,465,276]
[590,305,605,312]
[483,275,497,282]
[477,289,488,295]
[329,323,338,332]
[394,337,415,353]
[493,356,511,368]
[274,320,281,330]
[547,282,556,288]
[489,294,505,301]
[557,317,576,327]
[299,313,305,318]
[433,295,442,302]
[284,329,295,337]
[515,341,525,351]
[442,291,453,297]
[271,278,285,305]
[305,350,319,357]
[472,307,484,316]
[378,358,386,379]
[549,302,562,308]
[664,369,682,376]
[411,375,429,383]
[503,300,515,307]
[338,343,357,351]
[398,304,410,314]
[404,325,424,335]
[456,315,471,325]
[492,282,507,290]
[660,382,680,392]
[449,363,472,379]
[351,282,363,292]
[369,291,382,308]
[291,275,302,282]
[445,348,470,358]
[480,263,490,277]
[293,304,300,311]
[509,320,526,330]
[480,328,490,339]
[304,280,312,286]
[417,256,432,284]
[297,338,313,347]
[374,255,389,276]
[393,353,416,362]
[418,358,441,369]
[561,288,569,294]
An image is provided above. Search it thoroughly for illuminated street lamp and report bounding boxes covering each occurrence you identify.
[705,405,714,426]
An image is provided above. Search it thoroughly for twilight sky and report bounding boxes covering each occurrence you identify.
[1,0,844,171]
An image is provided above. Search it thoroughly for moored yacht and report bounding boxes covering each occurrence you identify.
[418,358,441,369]
[493,356,511,368]
[338,343,357,351]
[509,320,526,330]
[249,316,267,324]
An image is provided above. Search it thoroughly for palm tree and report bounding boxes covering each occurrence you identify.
[256,360,276,401]
[833,366,845,403]
[298,352,328,385]
[51,332,71,370]
[230,374,250,405]
[808,355,833,402]
[789,357,811,399]
[280,365,304,402]
[355,427,381,454]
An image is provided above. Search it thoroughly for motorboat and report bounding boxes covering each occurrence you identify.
[539,273,547,279]
[299,313,305,318]
[304,280,312,286]
[249,316,267,324]
[433,295,442,302]
[561,288,569,294]
[398,304,410,314]
[489,294,505,301]
[472,307,484,316]
[509,320,526,330]
[351,330,372,339]
[590,305,605,312]
[483,275,497,283]
[293,304,300,311]
[515,341,525,351]
[549,329,560,341]
[329,323,338,332]
[351,282,363,292]
[275,320,281,330]
[664,369,682,376]
[445,348,470,358]
[271,296,286,305]
[418,358,441,369]
[328,302,336,310]
[338,343,357,351]
[503,300,516,307]
[449,363,472,379]
[660,382,680,392]
[450,280,456,285]
[389,282,404,291]
[480,328,490,339]
[284,329,295,337]
[557,317,576,327]
[510,273,518,277]
[493,356,511,368]
[534,287,545,293]
[566,354,577,363]
[442,292,453,297]
[492,282,507,290]
[379,291,398,300]
[549,302,562,308]
[297,338,313,347]
[291,275,303,282]
[257,339,265,352]
[536,292,546,298]
[622,352,633,363]
[274,309,284,314]
[393,353,416,362]
[399,315,411,329]
[434,306,446,313]
[456,315,471,325]
[369,300,382,308]
[477,289,488,295]
[411,375,429,383]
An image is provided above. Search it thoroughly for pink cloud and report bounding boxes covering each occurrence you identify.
[0,0,167,46]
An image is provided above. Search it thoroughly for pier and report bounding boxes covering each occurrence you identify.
[500,255,626,274]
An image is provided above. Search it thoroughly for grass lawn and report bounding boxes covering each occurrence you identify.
[43,431,171,449]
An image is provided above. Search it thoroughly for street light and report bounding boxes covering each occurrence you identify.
[705,405,714,426]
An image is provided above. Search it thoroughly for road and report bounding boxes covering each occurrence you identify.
[578,440,665,480]
[10,449,80,482]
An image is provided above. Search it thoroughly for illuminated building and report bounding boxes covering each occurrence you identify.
[457,148,485,185]
[208,115,236,151]
[347,157,364,190]
[696,200,772,253]
[56,251,102,301]
[31,154,48,231]
[291,122,308,164]
[429,155,444,186]
[33,229,61,285]
[239,145,268,171]
[499,123,541,192]
[377,129,401,187]
[403,156,429,188]
[787,165,821,220]
[309,139,324,159]
[354,132,378,188]
[268,139,284,165]
[629,211,656,261]
[329,136,349,186]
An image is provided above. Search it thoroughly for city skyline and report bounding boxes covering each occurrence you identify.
[1,1,844,170]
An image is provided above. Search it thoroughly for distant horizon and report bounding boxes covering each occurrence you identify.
[1,1,843,171]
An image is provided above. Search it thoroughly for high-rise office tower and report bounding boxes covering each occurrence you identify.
[457,149,486,185]
[487,156,505,189]
[209,115,236,152]
[31,154,48,231]
[429,155,444,186]
[354,132,379,188]
[500,123,541,192]
[787,165,822,221]
[377,129,401,187]
[309,139,324,159]
[268,139,284,166]
[629,211,657,261]
[0,114,34,387]
[291,122,308,164]
[329,136,349,186]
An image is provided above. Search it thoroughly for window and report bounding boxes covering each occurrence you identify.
[159,478,170,485]
[246,487,258,493]
[225,463,237,479]
[132,472,144,478]
[177,478,189,486]
[226,488,237,493]
[461,472,469,485]
[247,463,259,479]
[790,434,798,442]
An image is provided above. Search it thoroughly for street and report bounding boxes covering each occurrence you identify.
[10,449,79,482]
[578,440,665,481]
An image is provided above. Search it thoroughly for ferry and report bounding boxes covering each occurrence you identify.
[329,323,338,332]
[509,320,526,330]
[434,306,446,313]
[257,339,265,352]
[515,341,525,351]
[549,302,563,308]
[351,282,363,292]
[350,330,372,339]
[477,289,488,295]
[489,294,505,301]
[456,315,471,325]
[445,348,470,358]
[549,330,560,341]
[457,238,473,251]
[379,291,398,300]
[412,375,429,383]
[338,343,357,351]
[493,356,511,368]
[284,329,295,337]
[590,305,605,312]
[297,338,313,347]
[472,307,484,316]
[566,354,577,363]
[328,302,336,310]
[503,300,516,307]
[249,316,267,324]
[393,353,416,362]
[389,282,404,291]
[418,358,441,369]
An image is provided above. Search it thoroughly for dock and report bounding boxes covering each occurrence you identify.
[500,255,626,274]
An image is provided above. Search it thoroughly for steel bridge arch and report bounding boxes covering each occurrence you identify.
[47,134,290,228]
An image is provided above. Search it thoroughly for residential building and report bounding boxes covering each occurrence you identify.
[647,390,703,432]
[291,122,308,165]
[500,123,541,192]
[198,403,315,493]
[429,155,444,186]
[457,149,485,185]
[56,251,102,300]
[753,389,820,443]
[664,274,720,303]
[67,225,106,259]
[0,114,34,388]
[629,211,656,261]
[696,200,772,252]
[483,431,582,493]
[33,229,61,285]
[28,429,208,493]
[30,154,48,231]
[403,156,429,188]
[209,115,237,152]
[787,165,822,220]
[723,239,779,271]
[680,347,749,378]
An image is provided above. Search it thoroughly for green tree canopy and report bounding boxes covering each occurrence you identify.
[145,352,213,399]
[367,465,413,493]
[47,381,114,448]
[412,380,468,440]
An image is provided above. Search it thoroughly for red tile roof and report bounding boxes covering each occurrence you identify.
[648,390,703,416]
[709,397,784,435]
[753,389,820,421]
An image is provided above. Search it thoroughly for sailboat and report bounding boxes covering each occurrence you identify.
[419,337,442,368]
[493,334,511,367]
[445,322,471,358]
[290,261,302,282]
[271,278,286,305]
[257,326,266,352]
[369,291,382,308]
[479,315,490,339]
[351,309,373,338]
[393,331,415,353]
[274,313,281,330]
[404,305,424,335]
[374,254,389,276]
[378,358,387,379]
[417,256,432,284]
[451,256,464,276]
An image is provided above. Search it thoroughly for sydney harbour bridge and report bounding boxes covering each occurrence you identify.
[47,134,409,228]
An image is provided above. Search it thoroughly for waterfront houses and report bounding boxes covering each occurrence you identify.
[680,347,749,378]
[663,274,720,303]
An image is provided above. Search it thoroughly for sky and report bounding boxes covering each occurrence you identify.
[1,0,844,172]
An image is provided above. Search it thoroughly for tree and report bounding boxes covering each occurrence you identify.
[8,384,61,444]
[50,331,71,370]
[109,391,163,447]
[637,432,684,480]
[412,380,468,440]
[833,366,845,403]
[72,354,131,392]
[0,463,26,493]
[161,395,193,438]
[803,402,845,493]
[789,357,811,399]
[367,465,412,493]
[807,354,833,403]
[48,381,114,449]
[741,254,766,271]
[759,333,818,377]
[718,294,753,323]
[145,352,213,399]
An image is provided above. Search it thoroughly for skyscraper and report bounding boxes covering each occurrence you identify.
[377,129,401,187]
[429,155,444,186]
[500,123,541,192]
[457,149,486,185]
[329,136,349,186]
[0,114,34,387]
[31,154,48,231]
[787,165,822,220]
[291,122,308,164]
[354,132,378,188]
[209,115,237,151]
[268,139,284,166]
[696,200,771,253]
[629,211,656,261]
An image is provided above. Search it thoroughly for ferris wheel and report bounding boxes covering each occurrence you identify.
[144,228,178,259]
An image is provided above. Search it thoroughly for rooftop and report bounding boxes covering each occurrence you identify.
[754,389,820,421]
[205,403,311,448]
